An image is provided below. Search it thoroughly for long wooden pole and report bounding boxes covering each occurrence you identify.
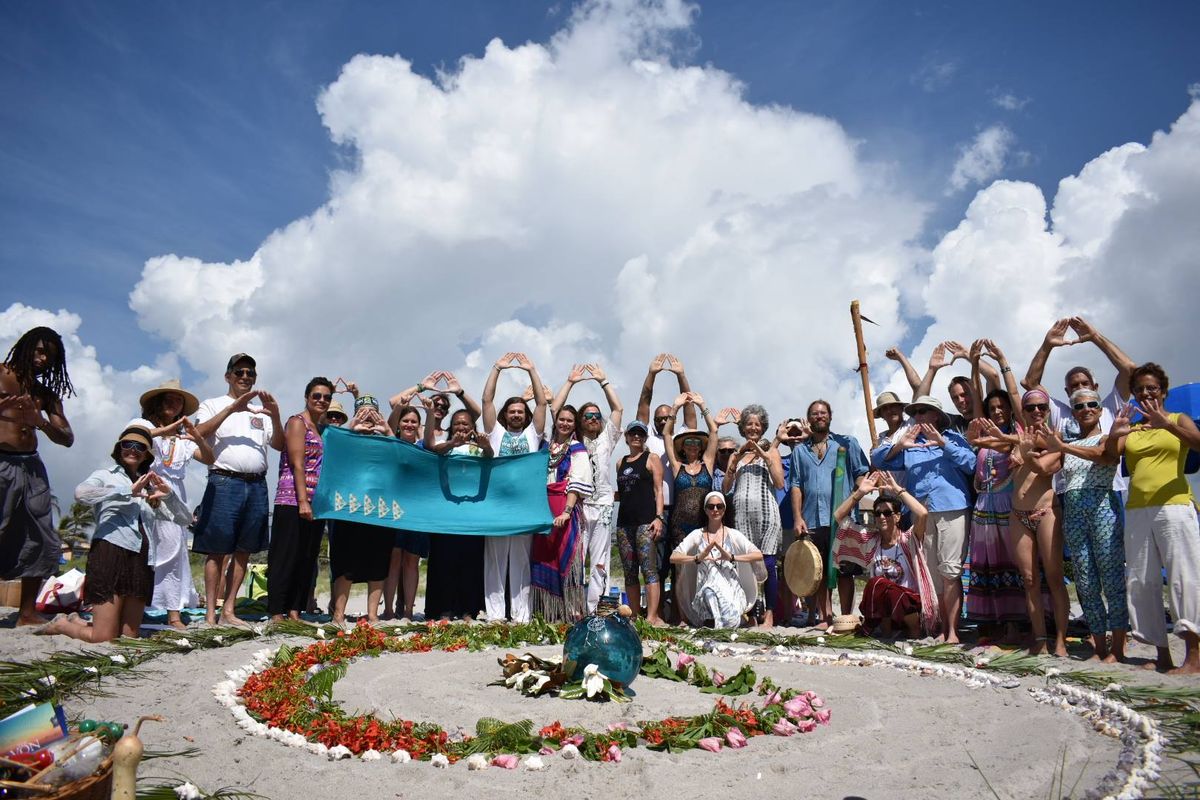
[850,300,877,445]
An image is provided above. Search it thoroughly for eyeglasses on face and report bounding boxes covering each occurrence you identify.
[705,503,725,511]
[682,438,702,447]
[874,509,897,518]
[231,368,257,379]
[1134,384,1162,396]
[309,392,332,402]
[1072,401,1101,411]
[582,412,603,421]
[1023,403,1049,413]
[120,441,148,453]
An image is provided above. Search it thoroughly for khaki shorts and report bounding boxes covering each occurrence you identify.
[924,509,969,593]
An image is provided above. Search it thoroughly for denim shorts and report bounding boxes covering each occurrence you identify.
[192,473,269,555]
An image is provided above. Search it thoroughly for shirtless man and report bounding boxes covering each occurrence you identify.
[0,327,75,625]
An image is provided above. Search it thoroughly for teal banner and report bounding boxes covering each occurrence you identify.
[311,426,553,536]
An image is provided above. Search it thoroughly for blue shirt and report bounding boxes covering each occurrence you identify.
[76,465,191,563]
[872,430,975,512]
[788,433,869,529]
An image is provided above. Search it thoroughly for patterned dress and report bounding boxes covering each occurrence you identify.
[731,458,781,556]
[1061,434,1127,634]
[965,446,1025,623]
[670,464,713,550]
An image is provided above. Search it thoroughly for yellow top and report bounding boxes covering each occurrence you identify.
[1125,414,1196,509]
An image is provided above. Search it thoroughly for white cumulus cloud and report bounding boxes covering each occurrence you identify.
[947,124,1016,193]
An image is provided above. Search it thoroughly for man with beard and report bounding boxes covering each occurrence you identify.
[481,352,548,622]
[0,327,75,626]
[192,354,284,626]
[787,400,869,628]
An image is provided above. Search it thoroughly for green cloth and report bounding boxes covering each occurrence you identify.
[311,426,553,536]
[827,447,848,590]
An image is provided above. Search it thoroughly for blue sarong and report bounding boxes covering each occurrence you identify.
[311,426,552,536]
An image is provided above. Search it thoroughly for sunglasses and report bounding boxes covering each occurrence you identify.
[309,392,332,402]
[231,368,257,379]
[627,431,647,438]
[874,509,896,518]
[120,440,148,453]
[326,415,347,423]
[682,437,702,447]
[1023,403,1049,413]
[1134,385,1161,395]
[582,412,603,421]
[432,401,450,409]
[1072,401,1101,411]
[718,448,736,455]
[705,503,725,511]
[654,415,672,423]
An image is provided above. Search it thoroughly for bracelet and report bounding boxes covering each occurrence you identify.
[599,380,610,388]
[701,407,710,416]
[454,389,464,397]
[1000,366,1012,374]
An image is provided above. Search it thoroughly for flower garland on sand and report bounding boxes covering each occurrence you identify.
[217,622,831,768]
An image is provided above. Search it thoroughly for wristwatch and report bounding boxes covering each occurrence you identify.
[655,513,667,523]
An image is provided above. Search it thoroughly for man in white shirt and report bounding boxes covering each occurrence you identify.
[480,352,548,623]
[551,363,623,612]
[192,354,284,626]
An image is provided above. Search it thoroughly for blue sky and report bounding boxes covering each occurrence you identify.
[2,0,1197,373]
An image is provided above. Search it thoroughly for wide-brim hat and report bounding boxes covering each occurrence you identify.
[672,428,711,460]
[783,537,824,598]
[904,394,950,429]
[326,399,347,420]
[829,614,861,635]
[116,424,153,451]
[139,379,199,417]
[873,391,905,419]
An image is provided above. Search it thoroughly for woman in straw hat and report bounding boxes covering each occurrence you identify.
[661,391,718,622]
[132,380,212,629]
[38,425,191,642]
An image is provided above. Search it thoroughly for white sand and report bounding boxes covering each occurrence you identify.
[4,614,1187,799]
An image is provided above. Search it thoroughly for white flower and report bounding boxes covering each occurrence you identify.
[530,673,552,693]
[391,750,411,764]
[560,744,580,760]
[316,627,326,639]
[213,635,224,644]
[466,753,489,770]
[361,749,382,761]
[175,638,193,649]
[730,633,738,641]
[901,644,913,656]
[524,755,547,771]
[507,670,535,691]
[173,782,203,800]
[110,654,127,664]
[816,636,826,645]
[582,663,607,698]
[1105,683,1123,693]
[327,745,352,760]
[84,666,99,675]
[431,753,450,768]
[39,675,57,686]
[1046,668,1061,678]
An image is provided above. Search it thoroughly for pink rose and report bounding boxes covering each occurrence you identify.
[763,690,781,705]
[783,696,812,719]
[606,721,630,732]
[805,691,825,708]
[697,737,723,753]
[538,746,557,755]
[725,728,748,749]
[674,653,696,670]
[606,743,622,763]
[796,718,817,733]
[491,754,520,769]
[565,734,585,746]
[711,671,727,686]
[815,709,832,725]
[772,719,798,737]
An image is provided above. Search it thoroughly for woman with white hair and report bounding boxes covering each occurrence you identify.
[721,403,785,627]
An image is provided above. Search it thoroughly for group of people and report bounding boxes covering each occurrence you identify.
[2,318,1197,674]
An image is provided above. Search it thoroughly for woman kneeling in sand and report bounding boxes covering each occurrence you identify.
[833,471,939,639]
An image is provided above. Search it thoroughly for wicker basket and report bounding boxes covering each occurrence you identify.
[24,757,113,800]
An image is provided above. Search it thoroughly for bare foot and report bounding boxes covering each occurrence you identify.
[33,616,70,636]
[1167,662,1200,676]
[645,616,667,627]
[204,614,217,626]
[945,632,961,645]
[219,615,251,629]
[1029,639,1048,656]
[168,619,188,631]
[16,612,53,627]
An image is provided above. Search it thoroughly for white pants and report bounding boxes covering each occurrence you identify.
[582,504,614,613]
[484,533,532,622]
[1125,504,1200,647]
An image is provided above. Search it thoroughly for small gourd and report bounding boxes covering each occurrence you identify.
[110,715,162,800]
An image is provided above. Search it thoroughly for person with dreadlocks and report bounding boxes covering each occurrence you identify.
[0,326,76,626]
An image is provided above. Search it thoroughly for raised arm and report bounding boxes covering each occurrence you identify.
[258,391,285,451]
[179,418,215,465]
[588,364,623,429]
[481,353,514,435]
[662,397,682,475]
[969,341,986,421]
[1141,396,1200,452]
[550,364,586,418]
[193,390,256,441]
[1069,317,1136,401]
[444,372,482,421]
[694,392,719,472]
[636,354,666,425]
[834,471,879,526]
[665,354,698,430]
[519,354,548,437]
[880,471,928,542]
[916,342,950,399]
[1022,318,1071,392]
[886,347,922,399]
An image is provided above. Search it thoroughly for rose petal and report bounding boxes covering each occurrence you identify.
[725,729,747,749]
[491,754,520,770]
[698,737,723,753]
[772,719,798,737]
